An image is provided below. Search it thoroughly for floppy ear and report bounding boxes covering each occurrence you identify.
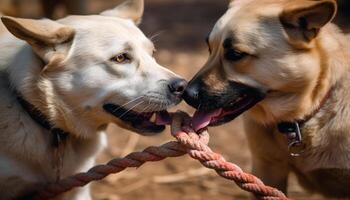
[100,0,144,24]
[280,0,337,45]
[1,16,75,63]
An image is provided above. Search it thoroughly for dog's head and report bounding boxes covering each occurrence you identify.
[2,0,187,137]
[183,0,337,131]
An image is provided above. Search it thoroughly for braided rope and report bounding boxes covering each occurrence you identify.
[171,112,288,200]
[27,112,289,200]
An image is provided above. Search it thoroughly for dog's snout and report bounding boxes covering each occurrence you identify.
[183,84,200,108]
[168,78,187,96]
[184,85,199,99]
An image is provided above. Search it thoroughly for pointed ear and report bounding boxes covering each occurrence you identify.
[1,16,75,63]
[280,0,337,45]
[100,0,144,25]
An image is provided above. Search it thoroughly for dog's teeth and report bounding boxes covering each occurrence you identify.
[150,113,157,123]
[231,97,243,105]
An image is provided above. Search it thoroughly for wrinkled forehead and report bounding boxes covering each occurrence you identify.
[209,0,283,47]
[58,15,153,54]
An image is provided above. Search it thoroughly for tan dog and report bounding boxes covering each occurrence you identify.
[183,0,350,198]
[0,0,186,199]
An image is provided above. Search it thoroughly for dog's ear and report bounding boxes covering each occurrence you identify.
[1,16,75,63]
[280,0,337,46]
[100,0,144,25]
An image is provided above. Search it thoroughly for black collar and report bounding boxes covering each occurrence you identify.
[277,89,332,156]
[16,94,69,148]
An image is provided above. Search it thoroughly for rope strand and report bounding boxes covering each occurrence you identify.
[26,112,289,200]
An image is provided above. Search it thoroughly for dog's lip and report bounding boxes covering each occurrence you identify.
[103,103,172,134]
[192,94,262,131]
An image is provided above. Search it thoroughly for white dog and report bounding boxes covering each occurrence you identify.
[0,0,187,199]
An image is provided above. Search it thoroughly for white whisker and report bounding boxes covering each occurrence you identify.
[112,96,144,113]
[119,101,144,119]
[139,99,152,113]
[150,30,165,43]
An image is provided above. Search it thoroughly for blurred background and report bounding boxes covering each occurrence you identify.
[0,0,349,199]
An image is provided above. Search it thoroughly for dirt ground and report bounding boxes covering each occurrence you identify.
[1,0,349,199]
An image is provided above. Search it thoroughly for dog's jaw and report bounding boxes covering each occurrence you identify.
[184,79,266,131]
[103,104,172,135]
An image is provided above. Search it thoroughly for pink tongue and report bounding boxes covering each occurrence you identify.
[192,109,222,131]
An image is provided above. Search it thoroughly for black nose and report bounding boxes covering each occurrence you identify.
[183,84,200,108]
[168,78,188,96]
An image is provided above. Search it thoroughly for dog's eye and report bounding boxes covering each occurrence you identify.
[111,53,131,64]
[224,49,248,61]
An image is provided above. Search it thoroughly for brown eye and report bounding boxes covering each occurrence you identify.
[224,49,248,62]
[111,53,130,63]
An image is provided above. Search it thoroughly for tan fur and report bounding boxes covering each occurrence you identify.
[0,0,182,199]
[0,12,6,34]
[199,0,350,198]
